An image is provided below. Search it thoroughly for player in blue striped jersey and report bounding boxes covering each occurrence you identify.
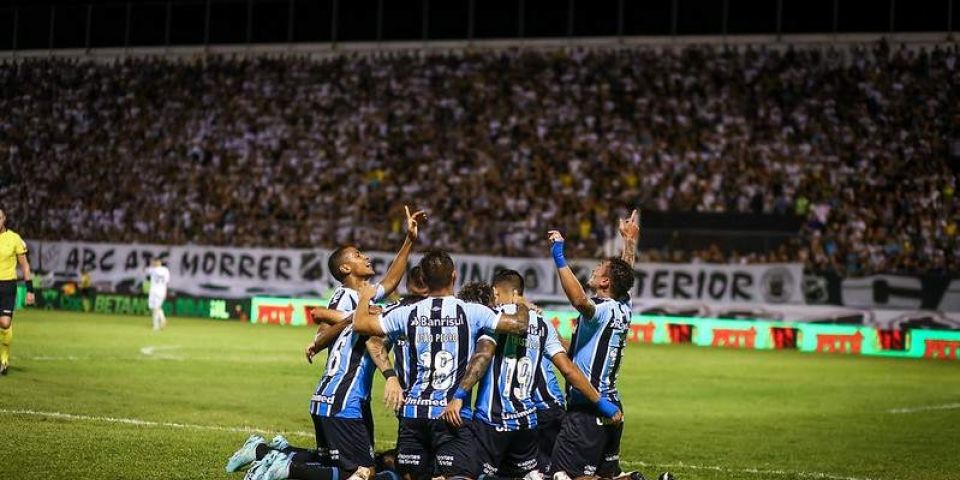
[381,265,429,394]
[547,219,639,480]
[306,207,426,480]
[531,338,566,474]
[441,272,621,480]
[353,250,533,480]
[229,208,426,480]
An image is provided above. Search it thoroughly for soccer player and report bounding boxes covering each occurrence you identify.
[441,271,621,480]
[0,207,35,376]
[546,229,636,480]
[534,209,638,476]
[145,259,171,331]
[351,249,533,480]
[232,207,426,480]
[380,265,429,396]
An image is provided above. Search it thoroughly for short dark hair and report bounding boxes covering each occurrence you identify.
[419,249,455,291]
[604,257,635,300]
[406,265,426,293]
[457,281,494,307]
[328,245,356,282]
[492,269,524,295]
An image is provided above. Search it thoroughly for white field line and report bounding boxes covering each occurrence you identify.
[2,408,875,480]
[886,402,960,414]
[620,460,877,480]
[140,345,184,360]
[0,408,314,439]
[14,353,297,362]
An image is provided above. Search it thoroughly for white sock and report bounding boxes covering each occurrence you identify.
[151,309,161,330]
[158,309,167,329]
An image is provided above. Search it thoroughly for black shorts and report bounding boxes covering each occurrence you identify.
[311,414,331,464]
[550,406,624,478]
[315,416,375,471]
[396,417,477,478]
[0,280,17,318]
[361,400,375,448]
[471,420,539,477]
[536,407,565,474]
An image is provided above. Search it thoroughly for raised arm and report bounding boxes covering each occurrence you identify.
[353,282,387,336]
[619,209,640,266]
[441,337,496,428]
[551,352,622,422]
[548,230,596,319]
[379,206,427,296]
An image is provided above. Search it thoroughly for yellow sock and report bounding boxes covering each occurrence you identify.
[0,326,12,366]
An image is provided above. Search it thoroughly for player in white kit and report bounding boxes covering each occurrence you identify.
[146,259,171,330]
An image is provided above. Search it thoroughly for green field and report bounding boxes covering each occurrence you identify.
[1,310,959,480]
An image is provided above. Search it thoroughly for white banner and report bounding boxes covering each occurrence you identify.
[26,241,804,304]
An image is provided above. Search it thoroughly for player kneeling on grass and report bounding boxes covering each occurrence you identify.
[548,229,662,480]
[352,250,536,480]
[226,305,402,480]
[442,274,621,480]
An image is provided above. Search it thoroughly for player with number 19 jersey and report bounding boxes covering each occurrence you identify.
[474,310,565,430]
[471,308,565,477]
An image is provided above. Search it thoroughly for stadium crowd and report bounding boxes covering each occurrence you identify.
[0,41,957,276]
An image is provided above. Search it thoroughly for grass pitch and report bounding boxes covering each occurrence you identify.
[1,310,959,480]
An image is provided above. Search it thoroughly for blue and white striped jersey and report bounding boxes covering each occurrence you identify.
[307,283,386,419]
[474,309,565,431]
[566,297,631,407]
[310,324,376,418]
[378,296,501,420]
[383,295,426,390]
[327,284,386,313]
[532,349,566,412]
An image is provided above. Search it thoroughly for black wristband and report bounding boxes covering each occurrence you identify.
[24,281,34,293]
[382,368,397,379]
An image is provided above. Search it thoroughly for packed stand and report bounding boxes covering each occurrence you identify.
[0,41,958,276]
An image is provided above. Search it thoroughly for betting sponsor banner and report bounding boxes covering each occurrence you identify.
[25,240,804,304]
[33,288,250,320]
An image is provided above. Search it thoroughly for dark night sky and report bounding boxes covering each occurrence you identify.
[1,0,956,50]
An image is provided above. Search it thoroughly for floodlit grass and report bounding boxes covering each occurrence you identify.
[1,310,958,480]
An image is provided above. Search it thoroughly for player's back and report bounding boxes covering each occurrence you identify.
[379,295,499,420]
[567,297,631,406]
[474,310,564,430]
[147,266,170,289]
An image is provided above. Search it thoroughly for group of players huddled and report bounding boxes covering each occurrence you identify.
[225,207,672,480]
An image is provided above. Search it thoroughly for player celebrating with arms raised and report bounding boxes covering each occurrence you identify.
[230,207,426,480]
[547,226,636,480]
[440,271,622,480]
